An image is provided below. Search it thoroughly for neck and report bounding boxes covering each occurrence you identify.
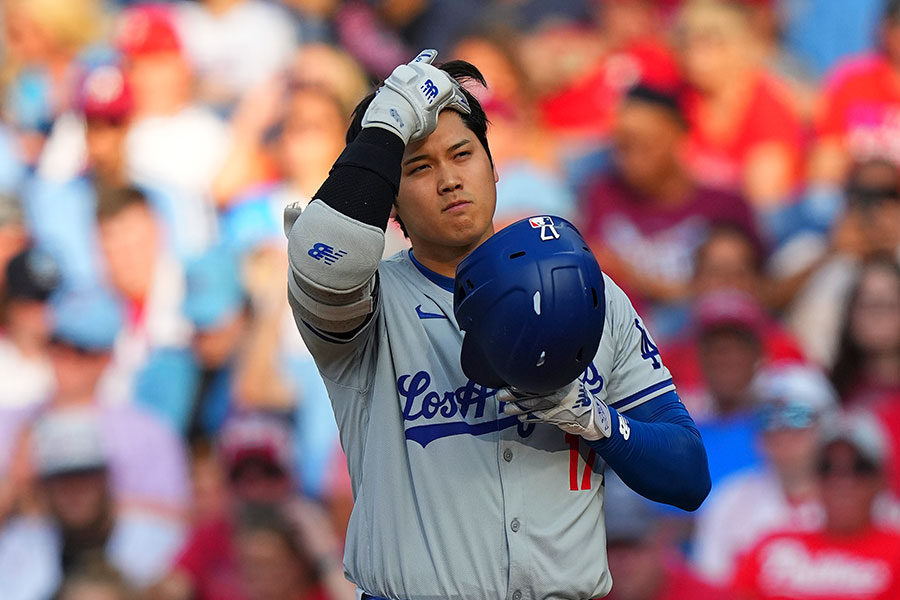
[411,228,496,279]
[55,389,96,406]
[701,69,754,107]
[630,167,691,206]
[825,517,871,538]
[411,246,471,279]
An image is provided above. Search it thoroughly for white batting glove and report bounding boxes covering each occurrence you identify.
[498,381,613,441]
[361,49,471,145]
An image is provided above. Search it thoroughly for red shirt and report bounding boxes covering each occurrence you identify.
[871,395,900,499]
[605,558,723,600]
[176,517,243,600]
[817,54,900,164]
[733,527,900,600]
[682,72,804,194]
[539,38,680,139]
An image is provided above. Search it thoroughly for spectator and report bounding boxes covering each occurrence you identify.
[1,0,106,170]
[1,289,192,526]
[0,247,58,409]
[156,412,352,600]
[604,472,722,600]
[534,0,680,145]
[687,290,767,485]
[0,408,184,598]
[693,364,838,585]
[732,411,900,600]
[175,0,297,114]
[47,290,191,514]
[24,62,117,293]
[233,503,332,600]
[675,0,804,213]
[784,159,900,366]
[117,4,228,254]
[581,84,756,336]
[663,225,806,405]
[452,30,575,229]
[0,194,28,289]
[289,43,370,117]
[811,0,900,186]
[830,257,900,406]
[54,558,136,600]
[180,246,304,438]
[180,247,252,440]
[93,185,194,429]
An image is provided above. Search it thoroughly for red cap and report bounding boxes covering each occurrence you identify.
[116,5,181,57]
[78,64,132,121]
[694,289,766,340]
[218,413,294,474]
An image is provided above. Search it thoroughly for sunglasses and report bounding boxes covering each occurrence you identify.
[817,457,879,478]
[757,403,816,431]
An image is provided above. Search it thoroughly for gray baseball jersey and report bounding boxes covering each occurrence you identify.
[292,247,675,600]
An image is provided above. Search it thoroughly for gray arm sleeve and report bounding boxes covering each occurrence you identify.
[286,200,386,333]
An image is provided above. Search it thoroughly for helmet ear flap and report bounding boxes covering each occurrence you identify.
[454,215,606,394]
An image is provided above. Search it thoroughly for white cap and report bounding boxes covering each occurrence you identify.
[32,408,108,478]
[820,410,890,467]
[753,362,839,429]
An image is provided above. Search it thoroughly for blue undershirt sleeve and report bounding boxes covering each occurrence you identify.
[586,390,711,511]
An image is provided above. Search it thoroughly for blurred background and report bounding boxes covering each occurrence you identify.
[1,0,900,599]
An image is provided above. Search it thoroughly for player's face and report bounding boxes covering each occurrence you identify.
[396,110,497,260]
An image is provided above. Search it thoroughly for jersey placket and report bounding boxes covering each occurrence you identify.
[498,423,533,600]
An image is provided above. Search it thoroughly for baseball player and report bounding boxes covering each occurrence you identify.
[284,50,711,600]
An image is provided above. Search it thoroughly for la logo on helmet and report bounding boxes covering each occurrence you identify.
[529,216,560,241]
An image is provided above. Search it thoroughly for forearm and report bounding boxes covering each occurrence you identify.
[233,308,293,408]
[587,392,710,511]
[313,128,404,230]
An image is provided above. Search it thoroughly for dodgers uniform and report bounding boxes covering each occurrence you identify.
[288,219,675,600]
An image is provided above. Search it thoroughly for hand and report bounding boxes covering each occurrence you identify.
[362,49,471,144]
[497,380,612,441]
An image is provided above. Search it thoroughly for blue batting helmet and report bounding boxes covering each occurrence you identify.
[454,215,605,394]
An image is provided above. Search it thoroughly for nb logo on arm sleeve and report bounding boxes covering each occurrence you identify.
[308,243,348,265]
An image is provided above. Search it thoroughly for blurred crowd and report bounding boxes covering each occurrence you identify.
[1,0,900,599]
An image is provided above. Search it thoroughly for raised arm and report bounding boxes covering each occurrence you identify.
[283,50,470,336]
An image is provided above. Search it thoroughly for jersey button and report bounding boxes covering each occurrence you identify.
[510,518,520,533]
[503,449,513,462]
[512,591,522,600]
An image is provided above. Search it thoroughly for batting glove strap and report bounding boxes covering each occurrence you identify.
[498,381,613,441]
[362,49,471,145]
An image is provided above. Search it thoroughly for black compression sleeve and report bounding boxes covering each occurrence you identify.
[313,128,405,231]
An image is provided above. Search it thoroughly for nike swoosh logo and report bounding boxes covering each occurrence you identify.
[415,304,447,320]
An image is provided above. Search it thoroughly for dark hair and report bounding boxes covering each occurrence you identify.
[95,185,149,222]
[623,84,687,128]
[694,222,767,274]
[236,502,310,568]
[830,256,900,400]
[345,60,491,236]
